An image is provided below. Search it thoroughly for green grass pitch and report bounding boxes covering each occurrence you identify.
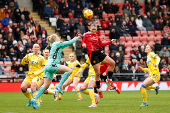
[0,91,170,113]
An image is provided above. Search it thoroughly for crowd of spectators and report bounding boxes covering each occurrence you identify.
[1,0,170,81]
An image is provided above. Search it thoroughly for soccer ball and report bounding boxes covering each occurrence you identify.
[83,9,93,19]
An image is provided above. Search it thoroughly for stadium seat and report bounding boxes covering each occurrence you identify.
[124,55,131,60]
[147,35,155,41]
[148,31,154,36]
[140,31,147,36]
[108,13,115,18]
[141,41,148,46]
[148,41,155,46]
[154,30,162,36]
[125,36,132,41]
[125,41,133,47]
[4,61,12,67]
[100,30,105,34]
[155,35,163,41]
[3,68,11,73]
[64,18,69,23]
[102,13,108,18]
[0,61,4,66]
[122,40,126,45]
[49,18,57,27]
[140,36,147,41]
[120,36,126,41]
[105,30,110,36]
[136,31,141,36]
[125,47,132,55]
[117,3,124,7]
[132,41,140,47]
[132,36,139,41]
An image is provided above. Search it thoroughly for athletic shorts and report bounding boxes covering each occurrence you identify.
[89,51,107,66]
[24,76,40,85]
[44,63,61,80]
[85,74,95,83]
[148,74,160,83]
[68,73,81,81]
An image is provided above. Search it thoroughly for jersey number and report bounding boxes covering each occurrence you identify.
[53,48,60,61]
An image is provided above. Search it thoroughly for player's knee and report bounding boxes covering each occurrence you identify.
[72,84,76,89]
[20,85,27,91]
[109,60,115,66]
[140,84,146,89]
[68,69,72,74]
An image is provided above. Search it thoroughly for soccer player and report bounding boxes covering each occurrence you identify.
[57,53,83,100]
[31,34,79,109]
[138,44,160,106]
[81,24,117,94]
[37,49,58,103]
[20,44,46,107]
[75,58,100,107]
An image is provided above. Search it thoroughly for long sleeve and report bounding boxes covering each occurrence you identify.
[98,37,112,47]
[21,54,29,65]
[81,34,87,48]
[61,37,78,48]
[142,68,149,71]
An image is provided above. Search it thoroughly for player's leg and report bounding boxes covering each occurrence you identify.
[31,77,40,105]
[146,85,160,95]
[20,78,32,106]
[80,82,89,94]
[72,77,83,100]
[55,65,72,94]
[93,63,101,91]
[140,78,155,106]
[37,79,44,104]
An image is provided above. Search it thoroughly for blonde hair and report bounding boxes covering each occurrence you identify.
[46,34,59,48]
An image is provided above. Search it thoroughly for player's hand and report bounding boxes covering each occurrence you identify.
[82,43,86,48]
[137,66,142,71]
[111,39,116,44]
[103,72,107,76]
[76,32,82,38]
[153,64,157,67]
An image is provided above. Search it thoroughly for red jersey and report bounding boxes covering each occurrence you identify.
[81,32,112,54]
[100,63,109,75]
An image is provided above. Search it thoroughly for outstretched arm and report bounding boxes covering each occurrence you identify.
[61,37,78,48]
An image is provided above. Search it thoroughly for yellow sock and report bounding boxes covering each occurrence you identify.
[23,89,32,100]
[76,89,82,98]
[141,86,147,103]
[87,88,95,104]
[59,90,64,98]
[146,86,156,90]
[32,90,39,104]
[81,89,89,95]
[47,90,54,95]
[38,96,42,103]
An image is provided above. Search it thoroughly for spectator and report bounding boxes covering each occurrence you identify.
[34,20,41,34]
[129,17,137,26]
[103,0,111,13]
[142,15,154,31]
[0,65,5,75]
[110,1,119,14]
[8,47,17,61]
[115,17,122,27]
[159,46,170,57]
[159,59,167,69]
[89,4,95,13]
[121,64,130,81]
[109,28,120,40]
[25,39,33,51]
[119,21,131,36]
[60,5,69,18]
[130,10,138,20]
[70,21,77,37]
[69,14,78,25]
[154,19,160,30]
[93,16,101,28]
[39,25,47,39]
[14,27,21,41]
[136,15,146,31]
[123,6,131,17]
[115,58,122,70]
[131,46,141,60]
[163,11,170,22]
[133,1,140,14]
[25,21,32,34]
[58,0,67,13]
[118,46,124,59]
[94,7,102,19]
[146,11,151,19]
[150,10,158,23]
[162,53,168,62]
[109,43,117,53]
[161,33,169,46]
[0,45,11,61]
[22,7,30,21]
[111,22,120,33]
[163,24,170,36]
[48,0,58,10]
[124,0,131,9]
[77,21,85,35]
[160,65,170,81]
[14,8,21,23]
[117,39,125,52]
[61,21,70,38]
[101,17,108,30]
[129,21,138,36]
[114,66,120,81]
[82,0,91,8]
[17,66,25,76]
[28,14,34,25]
[19,14,27,25]
[7,32,14,47]
[145,0,152,13]
[11,61,18,72]
[136,69,145,81]
[154,40,162,55]
[0,8,5,21]
[75,5,83,18]
[140,45,147,61]
[75,37,83,62]
[56,14,64,31]
[108,17,114,29]
[76,0,83,8]
[2,13,12,26]
[138,59,147,68]
[68,0,77,11]
[110,50,116,61]
[44,3,54,18]
[14,0,19,9]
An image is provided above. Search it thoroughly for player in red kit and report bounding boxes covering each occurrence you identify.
[81,24,118,94]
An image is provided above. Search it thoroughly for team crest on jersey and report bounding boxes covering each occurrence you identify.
[93,60,96,63]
